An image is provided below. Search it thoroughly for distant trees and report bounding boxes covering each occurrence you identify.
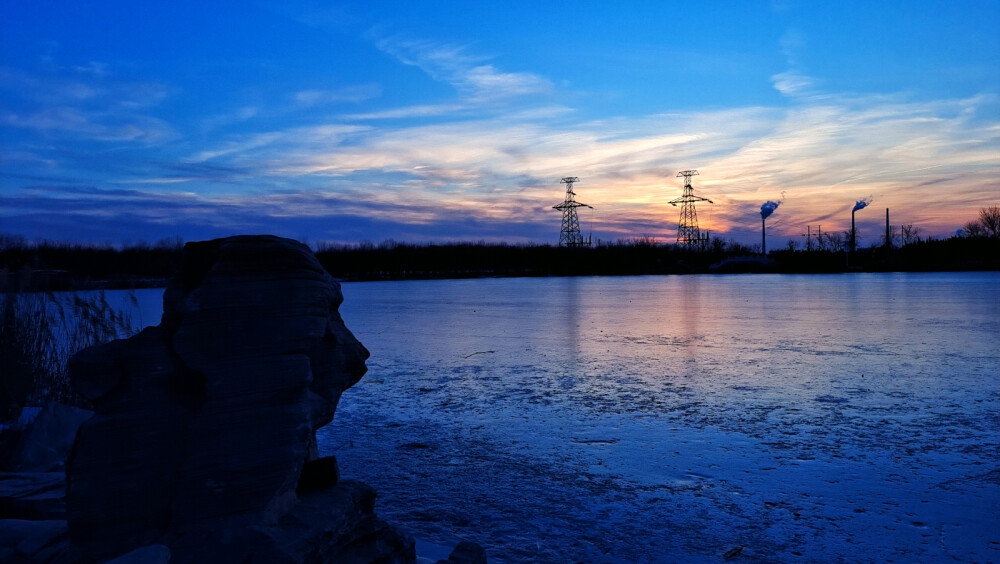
[884,225,899,247]
[901,224,921,246]
[3,209,999,288]
[964,205,1000,239]
[964,220,986,238]
[816,231,846,252]
[0,237,183,290]
[984,206,1000,237]
[610,236,658,247]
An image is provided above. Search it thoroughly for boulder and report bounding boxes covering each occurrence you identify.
[167,480,413,564]
[103,544,171,564]
[63,235,413,563]
[435,541,488,564]
[8,403,92,473]
[0,473,65,520]
[0,519,69,562]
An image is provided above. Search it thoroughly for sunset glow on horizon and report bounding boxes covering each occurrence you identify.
[2,1,998,246]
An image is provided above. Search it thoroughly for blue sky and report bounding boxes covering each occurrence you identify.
[2,0,998,246]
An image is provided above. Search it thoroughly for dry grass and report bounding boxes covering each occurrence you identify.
[0,290,137,420]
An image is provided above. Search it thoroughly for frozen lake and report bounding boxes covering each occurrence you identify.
[121,273,1000,562]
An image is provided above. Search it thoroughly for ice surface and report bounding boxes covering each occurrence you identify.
[321,273,1000,563]
[97,274,1000,563]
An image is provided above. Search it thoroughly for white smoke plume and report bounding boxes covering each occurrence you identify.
[760,191,786,220]
[760,200,780,219]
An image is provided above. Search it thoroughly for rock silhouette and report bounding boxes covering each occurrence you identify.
[62,235,414,562]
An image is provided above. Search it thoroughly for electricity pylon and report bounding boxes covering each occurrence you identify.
[669,170,713,247]
[553,177,593,247]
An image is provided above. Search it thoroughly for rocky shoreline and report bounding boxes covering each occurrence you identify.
[1,235,485,564]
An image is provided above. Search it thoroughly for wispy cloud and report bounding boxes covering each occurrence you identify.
[772,29,817,98]
[0,64,173,143]
[0,66,102,104]
[771,70,814,97]
[181,89,997,241]
[0,183,555,244]
[2,107,173,143]
[188,124,369,164]
[198,106,260,133]
[373,35,552,103]
[462,64,553,102]
[72,61,109,78]
[340,103,466,120]
[3,41,997,245]
[293,84,382,107]
[695,94,1000,234]
[0,65,169,109]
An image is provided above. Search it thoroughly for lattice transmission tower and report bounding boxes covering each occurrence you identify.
[553,177,593,247]
[669,170,713,247]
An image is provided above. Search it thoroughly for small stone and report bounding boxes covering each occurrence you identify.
[442,540,487,564]
[723,545,743,559]
[104,544,171,564]
[297,455,340,494]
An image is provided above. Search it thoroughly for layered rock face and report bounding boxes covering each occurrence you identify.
[63,235,414,562]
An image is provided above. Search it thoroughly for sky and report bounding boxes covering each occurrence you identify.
[1,0,998,247]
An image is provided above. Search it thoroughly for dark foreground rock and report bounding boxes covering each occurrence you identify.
[7,404,92,473]
[434,540,488,564]
[0,473,66,520]
[2,235,416,562]
[0,518,68,562]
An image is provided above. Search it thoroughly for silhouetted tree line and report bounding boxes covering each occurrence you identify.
[0,236,184,291]
[1,206,997,290]
[313,237,758,280]
[766,236,1000,273]
[963,205,1000,239]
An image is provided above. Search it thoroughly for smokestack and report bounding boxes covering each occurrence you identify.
[885,208,890,248]
[759,199,780,256]
[851,210,856,254]
[850,197,872,253]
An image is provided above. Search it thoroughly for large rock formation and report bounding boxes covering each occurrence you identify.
[60,235,414,562]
